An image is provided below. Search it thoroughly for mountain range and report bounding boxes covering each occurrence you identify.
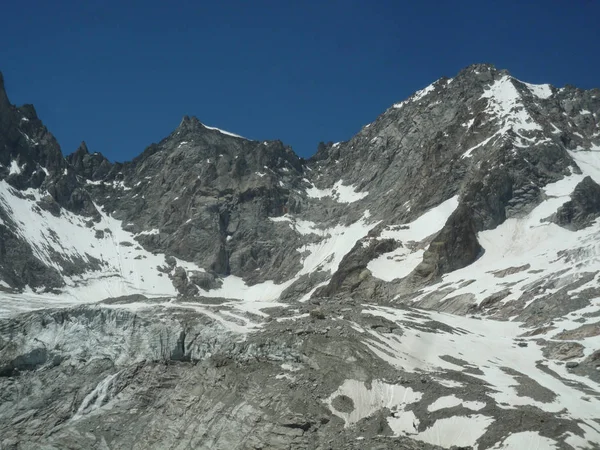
[1,64,599,449]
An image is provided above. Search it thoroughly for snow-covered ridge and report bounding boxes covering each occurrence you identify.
[481,75,542,132]
[392,77,452,109]
[202,123,245,139]
[519,79,553,99]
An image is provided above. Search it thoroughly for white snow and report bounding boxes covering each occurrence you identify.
[324,379,422,427]
[568,147,600,184]
[414,415,494,448]
[19,130,38,145]
[462,118,475,129]
[481,76,542,132]
[297,212,376,276]
[360,304,600,444]
[202,123,245,139]
[520,80,553,99]
[306,180,368,203]
[265,212,377,302]
[368,196,459,281]
[72,372,120,420]
[550,123,562,134]
[427,395,485,412]
[136,229,159,236]
[491,431,558,449]
[409,173,596,310]
[412,83,436,102]
[461,128,506,158]
[0,181,213,313]
[197,275,293,303]
[427,395,461,411]
[9,160,22,175]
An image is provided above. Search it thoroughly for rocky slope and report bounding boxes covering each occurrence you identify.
[1,65,600,449]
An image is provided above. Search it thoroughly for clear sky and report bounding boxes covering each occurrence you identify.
[1,0,598,161]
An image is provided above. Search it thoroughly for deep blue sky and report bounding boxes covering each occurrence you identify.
[1,0,598,161]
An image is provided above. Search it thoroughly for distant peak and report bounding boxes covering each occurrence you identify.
[178,115,201,127]
[175,115,245,139]
[0,71,9,110]
[454,63,511,85]
[76,141,89,154]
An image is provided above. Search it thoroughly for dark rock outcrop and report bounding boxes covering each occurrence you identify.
[552,176,600,230]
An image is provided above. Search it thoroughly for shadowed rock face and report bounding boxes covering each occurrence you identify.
[552,176,600,230]
[1,65,600,449]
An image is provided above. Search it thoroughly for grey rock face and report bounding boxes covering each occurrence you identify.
[1,301,595,450]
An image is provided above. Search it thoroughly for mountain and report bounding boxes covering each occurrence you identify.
[1,64,599,449]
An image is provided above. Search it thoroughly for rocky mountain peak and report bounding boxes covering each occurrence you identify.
[75,140,89,154]
[174,114,246,141]
[0,72,13,130]
[176,114,204,134]
[0,71,8,106]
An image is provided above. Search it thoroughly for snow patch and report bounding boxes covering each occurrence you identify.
[482,76,542,132]
[9,160,22,175]
[368,196,459,281]
[491,431,558,449]
[324,379,422,427]
[414,415,494,448]
[520,81,553,99]
[306,180,368,203]
[428,395,485,412]
[412,84,436,102]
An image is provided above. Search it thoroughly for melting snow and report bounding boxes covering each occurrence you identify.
[412,83,436,102]
[519,80,553,99]
[136,229,159,236]
[414,415,495,448]
[198,275,293,303]
[324,379,422,427]
[428,395,485,412]
[0,181,211,314]
[482,76,542,132]
[462,128,506,158]
[491,431,558,449]
[412,173,593,308]
[297,212,376,276]
[306,180,368,203]
[72,372,120,420]
[568,147,600,183]
[368,196,459,281]
[9,160,22,175]
[361,305,600,444]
